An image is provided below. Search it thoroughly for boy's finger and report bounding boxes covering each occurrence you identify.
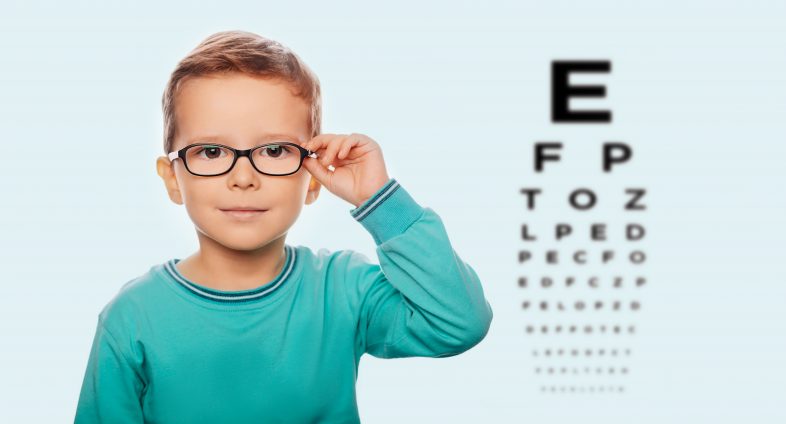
[320,135,346,167]
[303,138,315,152]
[305,133,332,152]
[304,153,331,184]
[337,137,356,160]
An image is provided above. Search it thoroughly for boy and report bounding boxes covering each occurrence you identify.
[75,30,493,423]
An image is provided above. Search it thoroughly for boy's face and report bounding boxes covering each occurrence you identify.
[156,72,320,251]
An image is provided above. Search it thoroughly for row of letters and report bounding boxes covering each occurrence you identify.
[519,249,647,264]
[518,276,647,288]
[536,367,629,375]
[521,223,645,241]
[533,348,632,357]
[540,386,626,393]
[525,324,636,334]
[522,300,641,311]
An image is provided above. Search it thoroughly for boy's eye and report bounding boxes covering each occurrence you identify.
[194,145,229,160]
[257,144,295,159]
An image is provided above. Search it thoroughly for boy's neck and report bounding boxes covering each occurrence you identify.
[176,236,288,291]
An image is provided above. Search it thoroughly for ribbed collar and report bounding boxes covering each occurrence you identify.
[163,244,297,305]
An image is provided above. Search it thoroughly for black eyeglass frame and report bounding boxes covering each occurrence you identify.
[167,142,319,177]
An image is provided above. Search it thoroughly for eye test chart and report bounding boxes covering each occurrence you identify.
[0,1,784,423]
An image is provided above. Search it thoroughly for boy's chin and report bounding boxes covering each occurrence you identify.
[216,235,278,252]
[200,227,281,252]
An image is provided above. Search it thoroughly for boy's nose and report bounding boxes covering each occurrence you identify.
[227,156,260,179]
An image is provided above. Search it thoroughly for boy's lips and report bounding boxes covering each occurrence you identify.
[219,205,268,211]
[219,207,268,220]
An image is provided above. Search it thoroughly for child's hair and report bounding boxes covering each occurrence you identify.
[161,30,322,154]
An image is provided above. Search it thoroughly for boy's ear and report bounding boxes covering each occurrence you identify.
[156,156,184,205]
[304,177,321,205]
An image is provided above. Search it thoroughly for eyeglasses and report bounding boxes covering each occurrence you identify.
[168,142,319,177]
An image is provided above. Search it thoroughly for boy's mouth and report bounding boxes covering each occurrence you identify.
[219,207,268,219]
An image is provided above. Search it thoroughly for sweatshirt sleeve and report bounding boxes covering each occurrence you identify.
[348,178,493,359]
[74,318,146,423]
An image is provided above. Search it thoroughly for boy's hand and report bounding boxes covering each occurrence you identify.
[301,133,391,208]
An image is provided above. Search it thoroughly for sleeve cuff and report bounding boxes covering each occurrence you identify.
[349,178,425,245]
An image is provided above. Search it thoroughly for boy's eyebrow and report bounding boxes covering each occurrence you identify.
[187,133,306,146]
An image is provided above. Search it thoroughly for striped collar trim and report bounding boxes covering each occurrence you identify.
[164,245,297,303]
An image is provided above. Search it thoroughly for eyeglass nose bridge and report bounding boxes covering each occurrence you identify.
[233,148,255,166]
[228,147,270,175]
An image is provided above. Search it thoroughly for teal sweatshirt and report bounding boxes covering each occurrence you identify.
[74,178,493,423]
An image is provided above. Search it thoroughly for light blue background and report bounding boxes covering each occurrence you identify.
[0,1,784,422]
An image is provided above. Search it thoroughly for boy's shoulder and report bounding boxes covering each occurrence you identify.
[96,263,169,333]
[298,244,378,274]
[296,245,383,310]
[297,244,384,299]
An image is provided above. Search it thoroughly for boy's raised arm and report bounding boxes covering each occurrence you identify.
[74,318,145,423]
[348,178,494,359]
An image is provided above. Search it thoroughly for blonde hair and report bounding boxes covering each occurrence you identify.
[161,30,322,154]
